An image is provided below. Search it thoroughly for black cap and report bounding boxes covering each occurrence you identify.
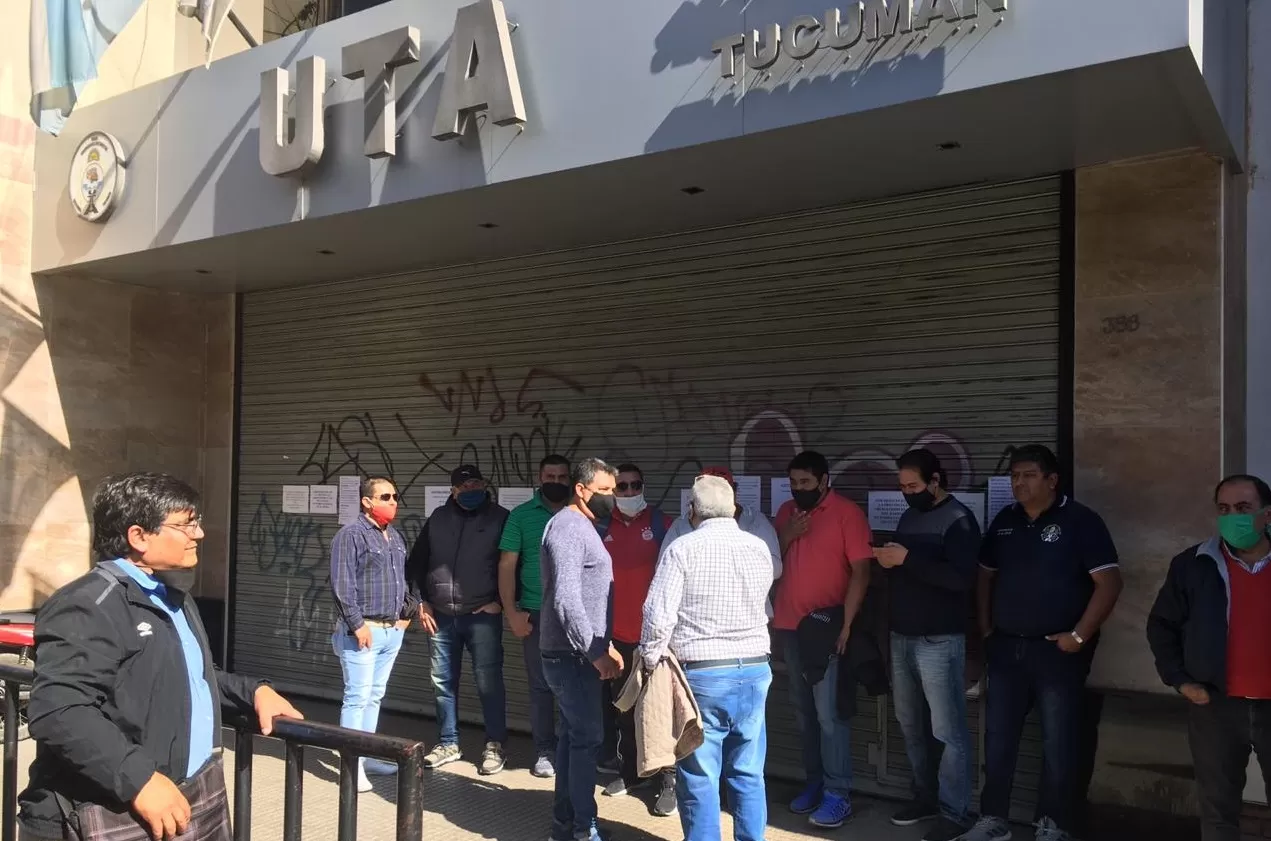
[450,464,484,486]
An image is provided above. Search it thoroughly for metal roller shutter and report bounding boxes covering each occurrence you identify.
[232,174,1062,807]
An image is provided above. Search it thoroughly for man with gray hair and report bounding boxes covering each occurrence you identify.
[641,474,775,841]
[540,457,624,841]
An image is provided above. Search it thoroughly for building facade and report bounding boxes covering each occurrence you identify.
[4,0,1268,829]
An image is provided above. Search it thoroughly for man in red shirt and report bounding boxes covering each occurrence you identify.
[774,451,874,830]
[598,462,675,816]
[1148,474,1271,841]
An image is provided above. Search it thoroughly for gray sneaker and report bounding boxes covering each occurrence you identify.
[962,816,1012,841]
[532,752,556,778]
[1033,817,1069,841]
[478,742,506,775]
[423,743,462,769]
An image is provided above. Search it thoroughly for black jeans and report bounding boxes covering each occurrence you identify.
[1189,695,1271,841]
[980,634,1093,831]
[522,610,558,755]
[601,640,640,781]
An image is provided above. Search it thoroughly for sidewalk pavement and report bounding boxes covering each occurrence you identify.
[10,697,935,840]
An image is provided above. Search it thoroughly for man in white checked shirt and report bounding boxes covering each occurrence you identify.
[641,474,775,841]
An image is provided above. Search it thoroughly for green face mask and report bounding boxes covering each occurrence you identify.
[1219,511,1268,551]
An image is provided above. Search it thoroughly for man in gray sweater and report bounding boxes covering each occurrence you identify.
[540,457,624,841]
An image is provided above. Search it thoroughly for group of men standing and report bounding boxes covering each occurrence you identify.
[14,453,1271,841]
[322,441,1140,841]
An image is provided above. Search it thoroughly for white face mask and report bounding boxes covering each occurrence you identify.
[615,493,647,517]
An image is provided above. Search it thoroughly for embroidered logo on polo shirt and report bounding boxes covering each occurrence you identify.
[137,622,153,638]
[641,528,654,541]
[1041,524,1062,543]
[996,528,1014,537]
[604,534,615,543]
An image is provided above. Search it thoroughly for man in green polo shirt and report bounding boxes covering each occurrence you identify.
[499,454,572,778]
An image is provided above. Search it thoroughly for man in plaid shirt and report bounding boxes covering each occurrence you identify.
[329,476,418,792]
[641,474,775,841]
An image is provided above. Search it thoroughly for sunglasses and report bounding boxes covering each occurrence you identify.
[372,493,399,502]
[616,481,643,492]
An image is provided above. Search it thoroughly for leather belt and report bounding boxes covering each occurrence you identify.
[682,655,770,671]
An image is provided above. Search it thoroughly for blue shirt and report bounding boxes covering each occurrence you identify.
[113,560,215,777]
[979,496,1119,638]
[329,516,414,633]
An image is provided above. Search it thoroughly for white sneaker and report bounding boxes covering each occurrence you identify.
[357,768,373,793]
[364,758,398,776]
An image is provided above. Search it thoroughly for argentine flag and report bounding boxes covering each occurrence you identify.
[28,0,146,135]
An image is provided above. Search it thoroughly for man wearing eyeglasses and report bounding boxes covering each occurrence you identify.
[18,473,301,841]
[597,463,676,816]
[329,476,418,792]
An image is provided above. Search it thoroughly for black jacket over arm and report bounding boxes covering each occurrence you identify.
[1146,538,1230,693]
[19,563,263,837]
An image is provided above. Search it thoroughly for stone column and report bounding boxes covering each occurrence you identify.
[1074,151,1224,693]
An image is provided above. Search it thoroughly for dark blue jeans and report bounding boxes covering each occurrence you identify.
[981,634,1093,830]
[779,631,853,798]
[429,612,507,745]
[523,610,558,754]
[542,650,604,839]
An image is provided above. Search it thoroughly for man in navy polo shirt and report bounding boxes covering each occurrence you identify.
[964,445,1123,841]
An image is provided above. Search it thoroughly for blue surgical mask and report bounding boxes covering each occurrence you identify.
[457,489,487,510]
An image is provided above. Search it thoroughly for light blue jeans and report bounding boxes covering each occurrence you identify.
[332,625,405,734]
[679,662,772,841]
[890,632,973,824]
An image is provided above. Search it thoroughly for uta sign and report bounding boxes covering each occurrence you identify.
[259,0,527,177]
[711,0,1009,78]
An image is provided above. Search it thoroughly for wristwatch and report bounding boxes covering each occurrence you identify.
[1070,630,1086,646]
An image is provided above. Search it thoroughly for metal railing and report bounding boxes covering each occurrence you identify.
[1,664,25,841]
[0,663,426,841]
[232,716,425,841]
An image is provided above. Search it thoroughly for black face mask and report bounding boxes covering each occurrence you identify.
[155,568,197,594]
[585,492,616,520]
[903,489,937,512]
[792,488,823,512]
[540,482,570,504]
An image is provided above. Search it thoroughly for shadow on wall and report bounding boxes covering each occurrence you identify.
[0,275,231,610]
[210,32,491,238]
[156,32,315,247]
[646,0,967,154]
[0,292,78,609]
[651,0,744,73]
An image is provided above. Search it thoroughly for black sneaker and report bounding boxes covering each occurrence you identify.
[602,776,648,797]
[652,771,677,817]
[924,817,972,841]
[892,803,940,827]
